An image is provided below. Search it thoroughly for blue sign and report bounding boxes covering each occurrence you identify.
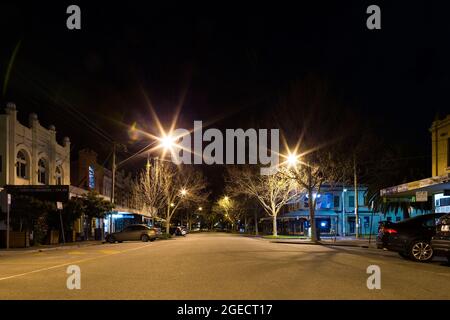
[88,165,95,189]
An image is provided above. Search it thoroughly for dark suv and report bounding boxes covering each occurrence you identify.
[377,213,444,262]
[431,213,450,263]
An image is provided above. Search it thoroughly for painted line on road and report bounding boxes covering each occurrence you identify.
[0,244,152,282]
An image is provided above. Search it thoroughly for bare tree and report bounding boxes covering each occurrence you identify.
[160,163,209,234]
[284,150,343,242]
[226,166,299,236]
[132,161,166,221]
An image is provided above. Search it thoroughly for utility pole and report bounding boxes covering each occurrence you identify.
[110,142,116,235]
[6,194,11,250]
[254,208,259,235]
[354,155,359,238]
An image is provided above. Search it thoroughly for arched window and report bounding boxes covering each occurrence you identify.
[16,151,28,179]
[38,159,47,184]
[55,166,63,185]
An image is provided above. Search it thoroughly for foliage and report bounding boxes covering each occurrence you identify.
[82,190,114,219]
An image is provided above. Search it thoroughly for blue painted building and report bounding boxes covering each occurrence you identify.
[262,184,427,236]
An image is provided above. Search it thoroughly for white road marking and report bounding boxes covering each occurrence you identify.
[0,244,152,282]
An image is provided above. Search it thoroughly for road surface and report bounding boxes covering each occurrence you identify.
[0,233,449,299]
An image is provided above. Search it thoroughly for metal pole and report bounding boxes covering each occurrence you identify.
[6,194,10,250]
[369,201,375,245]
[254,208,259,235]
[110,142,116,235]
[354,156,359,238]
[59,210,66,244]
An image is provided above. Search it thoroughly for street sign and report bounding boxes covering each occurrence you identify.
[7,194,11,205]
[57,202,63,210]
[416,191,428,202]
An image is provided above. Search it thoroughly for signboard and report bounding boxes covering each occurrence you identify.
[416,191,428,202]
[380,173,450,196]
[4,185,70,202]
[7,194,11,205]
[56,202,63,210]
[383,197,413,203]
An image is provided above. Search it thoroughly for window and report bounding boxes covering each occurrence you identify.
[423,217,436,228]
[333,196,340,208]
[88,165,95,189]
[447,138,450,167]
[55,166,63,185]
[348,195,355,207]
[38,159,47,184]
[16,151,27,179]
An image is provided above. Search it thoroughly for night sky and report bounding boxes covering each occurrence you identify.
[1,1,450,194]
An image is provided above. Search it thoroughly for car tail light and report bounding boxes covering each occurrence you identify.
[384,228,397,234]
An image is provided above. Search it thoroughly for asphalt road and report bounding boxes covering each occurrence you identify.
[0,233,449,299]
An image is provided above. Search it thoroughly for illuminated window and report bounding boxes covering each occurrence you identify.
[38,159,47,183]
[89,165,95,189]
[16,151,28,179]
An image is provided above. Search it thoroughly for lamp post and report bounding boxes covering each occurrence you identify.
[109,134,176,234]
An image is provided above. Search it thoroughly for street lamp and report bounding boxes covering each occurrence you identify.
[180,188,188,196]
[198,207,202,211]
[286,152,300,167]
[109,132,176,234]
[159,134,176,150]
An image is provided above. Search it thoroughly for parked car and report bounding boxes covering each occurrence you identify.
[106,224,157,243]
[431,213,450,263]
[169,226,187,236]
[376,213,444,262]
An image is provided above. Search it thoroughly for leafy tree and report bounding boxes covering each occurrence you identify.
[82,191,114,239]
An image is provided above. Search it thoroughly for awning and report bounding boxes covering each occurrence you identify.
[380,173,450,198]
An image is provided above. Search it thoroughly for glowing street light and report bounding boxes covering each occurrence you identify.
[159,134,176,150]
[180,188,188,196]
[170,203,175,207]
[198,207,203,211]
[286,153,299,167]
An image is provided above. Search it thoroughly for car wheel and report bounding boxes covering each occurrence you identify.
[107,235,115,243]
[409,240,433,262]
[141,235,149,242]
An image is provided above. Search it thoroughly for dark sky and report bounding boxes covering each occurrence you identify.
[1,1,450,190]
